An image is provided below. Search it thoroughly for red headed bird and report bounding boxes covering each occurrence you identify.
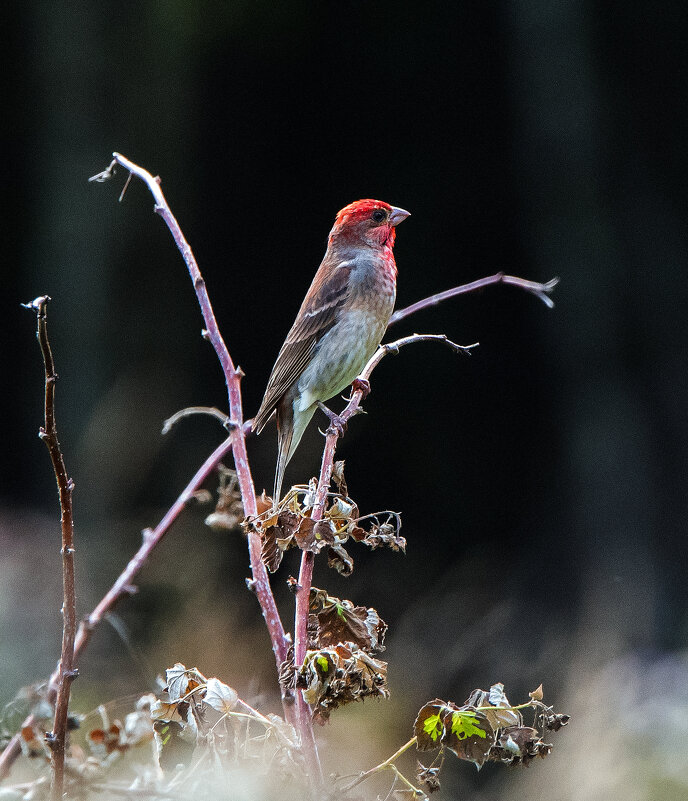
[253,199,410,502]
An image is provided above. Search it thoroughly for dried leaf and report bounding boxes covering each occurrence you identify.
[298,646,388,721]
[529,684,544,702]
[491,726,552,765]
[362,520,406,552]
[327,497,357,519]
[256,491,273,515]
[331,460,348,497]
[150,699,188,724]
[545,712,570,732]
[463,685,520,730]
[327,545,354,576]
[417,761,441,794]
[261,525,283,572]
[204,678,238,716]
[165,664,203,702]
[309,588,386,653]
[293,516,317,551]
[441,707,494,768]
[414,700,447,751]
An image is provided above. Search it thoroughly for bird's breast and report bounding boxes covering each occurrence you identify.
[296,302,394,412]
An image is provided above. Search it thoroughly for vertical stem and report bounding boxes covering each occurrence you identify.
[292,423,345,789]
[25,297,78,801]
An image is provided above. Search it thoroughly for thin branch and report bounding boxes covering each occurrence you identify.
[338,736,418,793]
[161,406,229,435]
[90,154,289,669]
[0,433,236,781]
[294,334,475,656]
[389,272,559,325]
[90,156,308,771]
[21,296,78,801]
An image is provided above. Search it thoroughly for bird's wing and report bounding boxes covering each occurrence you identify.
[252,260,353,433]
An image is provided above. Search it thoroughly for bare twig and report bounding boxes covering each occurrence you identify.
[338,736,419,793]
[389,272,559,325]
[161,405,229,435]
[0,433,238,781]
[90,154,289,669]
[90,155,308,772]
[21,297,78,801]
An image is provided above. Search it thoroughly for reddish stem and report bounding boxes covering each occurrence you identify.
[95,154,290,669]
[0,433,236,781]
[292,334,474,788]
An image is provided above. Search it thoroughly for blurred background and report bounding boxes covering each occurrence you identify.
[3,1,688,798]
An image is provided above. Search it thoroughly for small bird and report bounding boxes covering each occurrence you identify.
[253,199,410,502]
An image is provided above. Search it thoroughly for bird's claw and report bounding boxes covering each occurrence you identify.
[317,402,347,437]
[351,377,371,398]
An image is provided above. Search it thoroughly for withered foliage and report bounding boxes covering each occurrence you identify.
[414,683,568,773]
[244,466,404,576]
[204,465,244,531]
[284,588,389,724]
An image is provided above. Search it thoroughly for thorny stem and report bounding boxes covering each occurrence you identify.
[389,272,559,325]
[90,155,290,670]
[292,334,476,787]
[21,297,78,801]
[19,300,73,794]
[89,156,309,769]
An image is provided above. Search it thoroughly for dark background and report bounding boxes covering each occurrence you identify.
[2,2,687,798]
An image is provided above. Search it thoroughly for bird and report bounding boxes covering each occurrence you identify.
[252,199,410,503]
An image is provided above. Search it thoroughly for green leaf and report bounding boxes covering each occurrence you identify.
[316,655,330,672]
[450,710,487,740]
[423,712,444,742]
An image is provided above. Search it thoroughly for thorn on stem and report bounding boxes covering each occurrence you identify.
[246,578,257,593]
[118,172,133,202]
[142,528,155,544]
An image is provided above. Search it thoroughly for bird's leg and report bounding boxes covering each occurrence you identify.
[316,402,347,437]
[351,377,371,398]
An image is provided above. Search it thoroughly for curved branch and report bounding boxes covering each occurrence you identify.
[389,272,559,325]
[90,154,289,668]
[161,406,229,435]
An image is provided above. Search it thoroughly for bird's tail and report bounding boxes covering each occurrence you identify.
[274,401,316,504]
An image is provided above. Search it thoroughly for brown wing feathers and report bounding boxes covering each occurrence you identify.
[252,262,352,433]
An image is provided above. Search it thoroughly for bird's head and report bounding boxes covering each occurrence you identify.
[330,199,410,249]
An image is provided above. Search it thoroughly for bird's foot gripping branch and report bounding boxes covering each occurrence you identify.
[0,153,563,801]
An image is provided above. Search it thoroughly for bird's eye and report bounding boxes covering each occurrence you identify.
[371,209,386,223]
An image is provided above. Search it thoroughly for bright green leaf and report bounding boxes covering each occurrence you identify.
[423,712,444,742]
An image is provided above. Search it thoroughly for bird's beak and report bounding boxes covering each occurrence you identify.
[389,206,411,226]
